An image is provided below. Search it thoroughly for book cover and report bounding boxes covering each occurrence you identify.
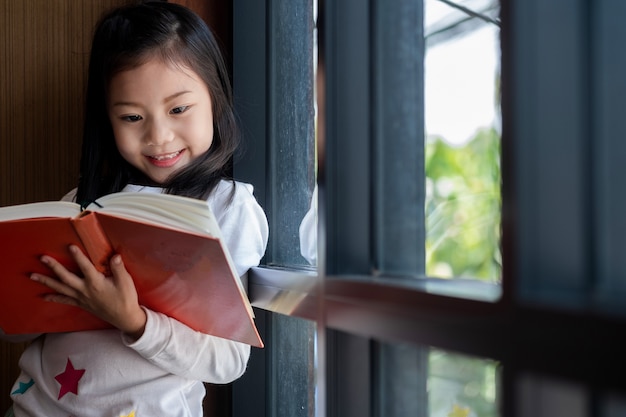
[0,194,263,348]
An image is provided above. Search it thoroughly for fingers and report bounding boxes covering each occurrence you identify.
[30,271,79,301]
[67,245,102,280]
[40,292,81,307]
[109,254,126,276]
[31,257,82,300]
[31,245,102,300]
[30,271,82,307]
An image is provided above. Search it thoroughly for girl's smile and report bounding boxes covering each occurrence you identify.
[107,58,214,184]
[146,149,186,167]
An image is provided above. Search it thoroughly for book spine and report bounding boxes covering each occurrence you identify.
[71,212,113,275]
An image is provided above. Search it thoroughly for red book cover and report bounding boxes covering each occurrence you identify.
[0,217,111,335]
[0,201,263,348]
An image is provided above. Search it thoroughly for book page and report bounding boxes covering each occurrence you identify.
[87,192,221,237]
[0,201,80,222]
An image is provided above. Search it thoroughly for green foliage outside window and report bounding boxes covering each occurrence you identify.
[429,350,499,417]
[425,127,502,283]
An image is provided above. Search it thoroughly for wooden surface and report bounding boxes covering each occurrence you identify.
[173,0,233,73]
[0,1,131,206]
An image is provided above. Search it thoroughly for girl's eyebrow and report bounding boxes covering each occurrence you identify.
[111,90,192,107]
[163,90,192,103]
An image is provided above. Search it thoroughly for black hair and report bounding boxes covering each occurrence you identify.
[77,1,239,204]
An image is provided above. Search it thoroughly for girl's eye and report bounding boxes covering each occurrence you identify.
[122,115,142,122]
[171,105,189,115]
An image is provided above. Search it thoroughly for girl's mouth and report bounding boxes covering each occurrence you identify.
[146,150,184,167]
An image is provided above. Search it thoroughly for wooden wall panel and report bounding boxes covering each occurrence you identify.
[1,1,123,206]
[172,0,233,73]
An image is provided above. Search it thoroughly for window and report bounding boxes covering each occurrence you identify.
[232,0,626,416]
[424,0,501,283]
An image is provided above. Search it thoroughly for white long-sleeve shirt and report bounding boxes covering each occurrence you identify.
[9,180,269,417]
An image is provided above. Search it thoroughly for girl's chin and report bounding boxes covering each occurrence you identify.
[145,171,175,185]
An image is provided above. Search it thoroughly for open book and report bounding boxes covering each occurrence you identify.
[0,192,263,348]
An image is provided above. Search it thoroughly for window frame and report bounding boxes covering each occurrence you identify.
[232,0,626,416]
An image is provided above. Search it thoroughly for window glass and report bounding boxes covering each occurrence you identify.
[429,349,499,417]
[373,339,500,417]
[424,0,502,283]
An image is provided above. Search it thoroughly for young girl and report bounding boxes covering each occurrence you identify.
[4,2,268,416]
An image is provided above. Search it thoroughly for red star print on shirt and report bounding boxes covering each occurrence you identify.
[55,358,85,400]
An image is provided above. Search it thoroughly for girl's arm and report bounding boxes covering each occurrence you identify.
[213,184,270,278]
[123,308,251,383]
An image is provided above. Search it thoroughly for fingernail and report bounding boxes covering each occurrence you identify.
[69,245,79,254]
[40,256,50,265]
[113,255,122,265]
[30,273,40,281]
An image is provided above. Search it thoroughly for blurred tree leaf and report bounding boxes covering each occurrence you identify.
[425,127,501,282]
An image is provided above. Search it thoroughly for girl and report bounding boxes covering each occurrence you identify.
[5,2,268,416]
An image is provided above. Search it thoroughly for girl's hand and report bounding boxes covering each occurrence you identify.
[31,245,147,341]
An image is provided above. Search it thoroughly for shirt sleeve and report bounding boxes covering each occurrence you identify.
[214,183,269,278]
[123,308,251,383]
[61,188,77,202]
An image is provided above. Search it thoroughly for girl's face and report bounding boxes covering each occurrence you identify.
[107,58,214,184]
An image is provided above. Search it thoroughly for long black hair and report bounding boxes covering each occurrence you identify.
[77,1,239,204]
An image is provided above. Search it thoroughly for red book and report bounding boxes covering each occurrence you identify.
[0,192,263,348]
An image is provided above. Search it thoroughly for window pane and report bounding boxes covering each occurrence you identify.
[429,349,500,417]
[424,0,502,283]
[373,339,499,417]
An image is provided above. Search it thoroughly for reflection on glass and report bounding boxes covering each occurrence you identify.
[299,0,319,269]
[429,349,500,417]
[424,0,502,283]
[299,185,318,266]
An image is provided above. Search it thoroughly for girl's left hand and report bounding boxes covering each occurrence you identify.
[31,245,147,341]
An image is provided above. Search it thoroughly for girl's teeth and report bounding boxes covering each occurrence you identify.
[152,151,181,161]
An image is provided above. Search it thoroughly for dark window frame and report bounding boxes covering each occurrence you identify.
[232,0,626,416]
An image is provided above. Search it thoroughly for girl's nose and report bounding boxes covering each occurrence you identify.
[145,119,174,146]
